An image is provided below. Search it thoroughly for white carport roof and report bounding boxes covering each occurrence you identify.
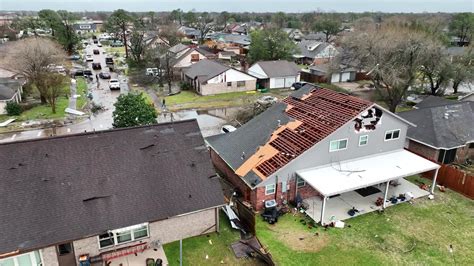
[296,150,440,197]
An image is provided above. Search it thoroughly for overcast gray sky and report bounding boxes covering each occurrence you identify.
[1,0,473,13]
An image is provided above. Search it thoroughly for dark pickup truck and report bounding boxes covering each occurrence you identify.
[105,57,114,65]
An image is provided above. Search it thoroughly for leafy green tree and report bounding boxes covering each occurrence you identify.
[184,11,197,26]
[248,28,297,63]
[112,93,157,128]
[106,9,133,58]
[451,46,474,93]
[38,9,61,36]
[271,12,286,28]
[312,17,342,42]
[56,10,79,54]
[449,13,474,45]
[169,9,183,25]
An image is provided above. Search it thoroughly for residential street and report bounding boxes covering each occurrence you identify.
[0,41,125,143]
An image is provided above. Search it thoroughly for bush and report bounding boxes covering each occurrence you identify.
[179,82,192,91]
[5,102,22,116]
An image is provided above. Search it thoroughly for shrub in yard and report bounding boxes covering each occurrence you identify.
[5,102,22,116]
[180,82,192,91]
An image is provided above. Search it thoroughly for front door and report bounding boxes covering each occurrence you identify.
[57,242,76,266]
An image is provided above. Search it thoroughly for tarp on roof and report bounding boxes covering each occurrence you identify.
[297,149,439,197]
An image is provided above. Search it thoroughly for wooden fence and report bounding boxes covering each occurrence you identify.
[423,164,474,199]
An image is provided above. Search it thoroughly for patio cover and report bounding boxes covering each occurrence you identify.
[297,149,440,197]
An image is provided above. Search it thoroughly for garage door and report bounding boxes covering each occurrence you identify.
[331,74,340,83]
[274,78,285,88]
[341,72,351,82]
[285,77,296,88]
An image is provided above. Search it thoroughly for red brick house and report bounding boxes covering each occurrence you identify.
[206,84,439,218]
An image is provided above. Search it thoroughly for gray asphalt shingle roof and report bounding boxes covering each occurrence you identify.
[415,95,455,109]
[0,79,20,100]
[206,102,292,187]
[295,41,330,59]
[184,60,230,82]
[254,60,301,78]
[398,101,474,149]
[0,120,224,254]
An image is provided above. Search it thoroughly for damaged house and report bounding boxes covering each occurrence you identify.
[0,120,223,266]
[206,84,440,225]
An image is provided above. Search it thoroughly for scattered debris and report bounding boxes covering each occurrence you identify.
[208,239,213,245]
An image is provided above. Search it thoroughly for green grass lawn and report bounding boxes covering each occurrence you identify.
[163,211,261,266]
[257,183,474,265]
[164,90,291,111]
[18,97,69,121]
[76,77,88,110]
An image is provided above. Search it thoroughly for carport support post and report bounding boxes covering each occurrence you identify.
[320,196,327,226]
[383,181,390,209]
[431,168,440,194]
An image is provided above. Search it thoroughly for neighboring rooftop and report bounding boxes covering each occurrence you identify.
[0,120,224,254]
[183,60,230,82]
[206,84,373,186]
[0,78,22,100]
[252,60,301,78]
[399,101,474,149]
[168,43,189,54]
[294,40,331,59]
[414,95,455,109]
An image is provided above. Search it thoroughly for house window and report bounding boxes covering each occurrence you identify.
[329,139,348,152]
[191,54,199,62]
[385,129,400,141]
[98,223,149,249]
[469,143,474,149]
[227,82,232,87]
[359,135,369,146]
[265,184,276,195]
[297,176,306,188]
[237,81,245,87]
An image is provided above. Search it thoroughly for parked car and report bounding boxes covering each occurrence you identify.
[221,125,237,134]
[93,39,98,44]
[92,63,102,70]
[97,42,102,47]
[291,82,307,90]
[92,35,97,40]
[110,40,124,47]
[70,68,84,78]
[257,96,278,105]
[145,68,162,76]
[85,54,93,62]
[93,49,100,55]
[69,54,81,60]
[99,72,111,79]
[105,57,114,65]
[109,79,120,90]
[47,64,66,75]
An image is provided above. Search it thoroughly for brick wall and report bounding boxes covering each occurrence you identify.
[253,177,320,211]
[72,208,217,264]
[210,149,251,200]
[200,80,256,95]
[455,145,473,163]
[407,140,438,161]
[41,246,59,266]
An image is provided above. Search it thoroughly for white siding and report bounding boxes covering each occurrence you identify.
[0,101,6,114]
[248,64,268,79]
[270,76,298,89]
[208,69,256,84]
[174,50,206,68]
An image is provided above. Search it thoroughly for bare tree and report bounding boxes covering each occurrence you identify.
[420,43,453,95]
[35,73,68,113]
[342,26,433,112]
[194,12,213,44]
[0,37,66,104]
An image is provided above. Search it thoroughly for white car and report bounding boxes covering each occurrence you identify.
[257,96,278,105]
[221,125,237,134]
[85,54,93,62]
[145,68,161,76]
[97,42,102,47]
[109,79,120,90]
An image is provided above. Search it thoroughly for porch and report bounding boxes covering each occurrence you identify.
[302,178,429,224]
[107,245,169,266]
[297,150,440,225]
